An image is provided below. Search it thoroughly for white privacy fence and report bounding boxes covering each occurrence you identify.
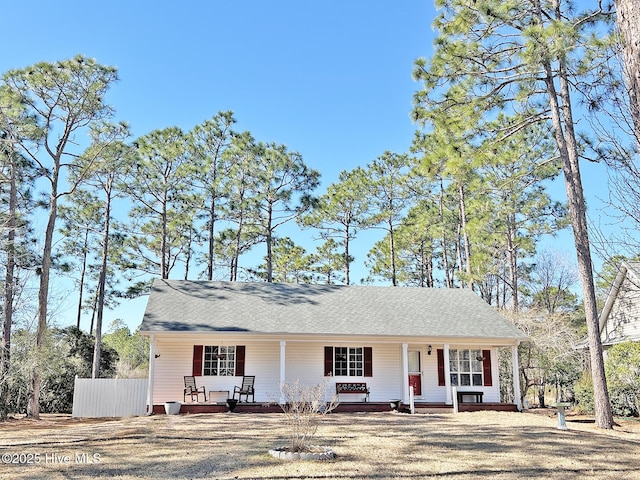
[72,377,148,418]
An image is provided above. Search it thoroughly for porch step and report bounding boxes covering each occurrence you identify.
[155,401,518,415]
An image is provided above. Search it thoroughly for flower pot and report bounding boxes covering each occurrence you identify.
[225,398,238,412]
[164,401,181,415]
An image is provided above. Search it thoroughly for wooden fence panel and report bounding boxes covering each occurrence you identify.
[72,377,148,418]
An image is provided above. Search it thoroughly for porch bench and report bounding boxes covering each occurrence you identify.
[457,391,483,403]
[336,382,370,402]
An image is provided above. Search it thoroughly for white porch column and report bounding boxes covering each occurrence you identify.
[444,344,452,405]
[401,343,409,403]
[146,334,156,415]
[279,341,286,404]
[511,343,523,411]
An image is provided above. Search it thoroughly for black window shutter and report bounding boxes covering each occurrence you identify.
[482,349,492,386]
[364,347,373,377]
[437,349,445,386]
[324,346,333,376]
[192,345,203,376]
[235,345,246,376]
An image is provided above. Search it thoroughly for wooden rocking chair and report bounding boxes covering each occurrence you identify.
[233,375,255,402]
[184,376,207,402]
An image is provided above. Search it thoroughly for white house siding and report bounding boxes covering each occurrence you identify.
[603,274,640,345]
[432,344,501,404]
[151,336,502,404]
[280,342,401,402]
[152,335,282,403]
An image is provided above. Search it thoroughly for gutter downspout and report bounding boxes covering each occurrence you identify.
[146,334,156,415]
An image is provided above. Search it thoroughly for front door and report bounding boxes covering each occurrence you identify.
[408,350,422,396]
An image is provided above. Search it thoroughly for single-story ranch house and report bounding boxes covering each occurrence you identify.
[139,279,527,413]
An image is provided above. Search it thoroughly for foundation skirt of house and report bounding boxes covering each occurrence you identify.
[152,402,518,415]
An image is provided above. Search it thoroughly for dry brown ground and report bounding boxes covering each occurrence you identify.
[1,409,639,480]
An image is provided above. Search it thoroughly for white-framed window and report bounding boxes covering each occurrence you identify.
[449,348,483,386]
[334,347,364,376]
[203,345,236,376]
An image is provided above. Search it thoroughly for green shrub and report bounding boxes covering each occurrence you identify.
[573,371,594,415]
[605,342,640,417]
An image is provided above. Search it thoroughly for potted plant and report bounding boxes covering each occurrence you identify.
[225,398,238,412]
[164,401,181,415]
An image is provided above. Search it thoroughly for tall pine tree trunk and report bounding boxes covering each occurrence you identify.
[266,205,274,282]
[207,198,216,280]
[92,180,113,379]
[76,228,90,329]
[542,26,613,427]
[506,213,519,312]
[343,221,351,285]
[32,165,60,419]
[457,182,473,289]
[1,146,17,418]
[614,0,640,143]
[438,178,453,288]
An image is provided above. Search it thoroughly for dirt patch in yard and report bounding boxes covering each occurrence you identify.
[1,410,639,479]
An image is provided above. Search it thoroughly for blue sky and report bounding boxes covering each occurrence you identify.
[2,1,434,186]
[1,1,615,331]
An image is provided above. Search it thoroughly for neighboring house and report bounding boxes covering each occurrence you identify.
[599,261,640,348]
[139,279,527,412]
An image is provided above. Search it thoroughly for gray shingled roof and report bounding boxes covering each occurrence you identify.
[140,279,526,341]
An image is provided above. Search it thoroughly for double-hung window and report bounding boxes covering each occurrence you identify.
[203,345,236,376]
[334,347,364,376]
[449,348,483,386]
[324,346,372,377]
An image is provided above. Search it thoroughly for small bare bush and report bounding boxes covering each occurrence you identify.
[278,379,339,452]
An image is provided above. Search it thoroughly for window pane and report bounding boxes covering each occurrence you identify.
[222,346,236,377]
[472,358,483,372]
[472,374,483,386]
[471,350,483,372]
[460,374,471,386]
[450,373,458,386]
[203,346,216,376]
[461,350,470,361]
[460,360,470,373]
[335,347,348,376]
[349,347,363,376]
[449,349,458,372]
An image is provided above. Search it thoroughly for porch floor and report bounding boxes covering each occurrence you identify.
[154,401,518,415]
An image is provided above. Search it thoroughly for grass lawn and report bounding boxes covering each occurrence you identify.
[1,409,639,479]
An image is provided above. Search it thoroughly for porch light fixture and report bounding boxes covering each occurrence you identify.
[427,345,432,355]
[476,355,485,362]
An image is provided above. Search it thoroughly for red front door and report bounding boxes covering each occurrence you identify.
[409,374,422,396]
[408,350,422,396]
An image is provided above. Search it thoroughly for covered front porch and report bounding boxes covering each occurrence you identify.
[146,335,523,414]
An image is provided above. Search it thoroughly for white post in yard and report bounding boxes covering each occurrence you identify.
[409,386,415,414]
[452,386,459,414]
[401,343,409,403]
[444,344,452,405]
[146,334,156,415]
[511,343,523,411]
[279,340,286,404]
